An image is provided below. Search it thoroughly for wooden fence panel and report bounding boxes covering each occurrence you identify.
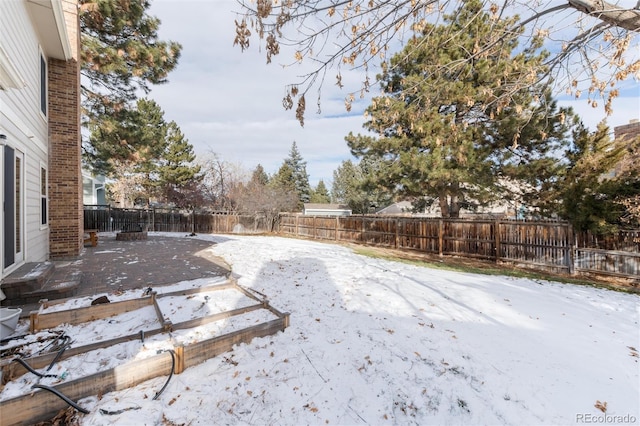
[279,214,297,235]
[498,221,572,271]
[83,207,270,234]
[83,205,112,231]
[338,216,365,243]
[575,249,640,278]
[362,217,395,246]
[443,220,495,259]
[396,218,439,253]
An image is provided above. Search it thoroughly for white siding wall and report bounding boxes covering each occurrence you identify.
[1,0,50,276]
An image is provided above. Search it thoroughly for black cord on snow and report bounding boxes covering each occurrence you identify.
[152,349,175,401]
[47,336,71,371]
[99,406,141,415]
[12,357,57,378]
[32,384,90,414]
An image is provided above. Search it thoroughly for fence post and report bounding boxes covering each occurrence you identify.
[438,219,444,256]
[568,223,576,275]
[494,219,501,263]
[335,216,339,241]
[395,218,399,249]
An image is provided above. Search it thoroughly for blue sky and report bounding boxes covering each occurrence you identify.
[148,0,639,187]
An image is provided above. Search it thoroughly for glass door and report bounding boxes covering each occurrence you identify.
[3,145,23,270]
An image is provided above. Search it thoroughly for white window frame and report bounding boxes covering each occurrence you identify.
[39,49,47,118]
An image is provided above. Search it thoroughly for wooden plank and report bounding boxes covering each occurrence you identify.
[183,318,287,369]
[170,303,264,331]
[155,281,235,298]
[3,301,277,382]
[30,282,236,333]
[1,308,290,425]
[152,294,172,331]
[0,351,175,426]
[1,326,165,382]
[31,296,155,332]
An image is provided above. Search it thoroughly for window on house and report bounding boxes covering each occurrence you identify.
[40,54,47,116]
[41,166,48,226]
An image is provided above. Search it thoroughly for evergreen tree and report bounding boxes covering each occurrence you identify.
[553,121,632,233]
[346,0,569,218]
[80,0,181,162]
[310,180,331,203]
[332,159,392,214]
[250,164,270,186]
[92,98,199,207]
[159,121,202,205]
[283,141,311,208]
[270,163,296,194]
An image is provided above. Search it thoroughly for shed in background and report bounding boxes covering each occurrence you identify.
[303,203,352,216]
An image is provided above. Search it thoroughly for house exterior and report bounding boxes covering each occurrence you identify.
[83,171,107,205]
[303,203,352,216]
[1,0,81,282]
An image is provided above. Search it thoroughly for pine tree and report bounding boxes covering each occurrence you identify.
[93,98,199,207]
[80,0,181,162]
[553,121,631,233]
[250,164,270,186]
[159,121,202,205]
[346,0,568,218]
[281,142,311,209]
[332,159,392,214]
[310,180,331,203]
[270,163,296,193]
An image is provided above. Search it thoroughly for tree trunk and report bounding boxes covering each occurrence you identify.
[449,195,461,218]
[438,193,450,218]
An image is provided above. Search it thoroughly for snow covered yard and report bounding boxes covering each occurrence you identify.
[3,233,639,425]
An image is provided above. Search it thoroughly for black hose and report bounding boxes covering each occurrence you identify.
[12,357,57,378]
[32,384,90,414]
[152,349,175,401]
[47,337,71,371]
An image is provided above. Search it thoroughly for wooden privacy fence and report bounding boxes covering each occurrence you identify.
[83,207,638,282]
[84,205,270,234]
[279,214,639,281]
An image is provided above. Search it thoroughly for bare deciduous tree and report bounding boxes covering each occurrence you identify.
[232,165,299,230]
[198,152,246,211]
[233,0,639,126]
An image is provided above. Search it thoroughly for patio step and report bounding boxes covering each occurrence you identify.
[1,262,82,307]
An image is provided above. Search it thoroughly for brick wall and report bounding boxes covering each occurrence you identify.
[48,1,82,259]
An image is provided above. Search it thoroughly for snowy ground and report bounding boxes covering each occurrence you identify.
[1,233,639,425]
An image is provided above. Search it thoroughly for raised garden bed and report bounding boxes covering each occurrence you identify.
[0,279,289,425]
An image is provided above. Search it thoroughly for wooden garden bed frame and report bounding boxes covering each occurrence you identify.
[0,280,289,426]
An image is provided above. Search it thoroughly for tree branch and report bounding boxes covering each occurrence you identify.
[568,0,640,32]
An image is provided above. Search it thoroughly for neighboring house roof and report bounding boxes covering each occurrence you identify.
[303,203,352,215]
[376,201,414,215]
[304,203,350,210]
